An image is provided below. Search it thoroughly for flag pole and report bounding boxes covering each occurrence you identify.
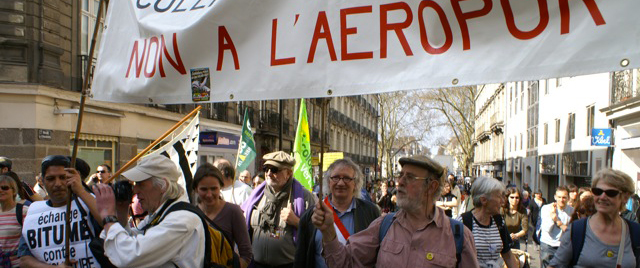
[66,0,107,264]
[104,106,202,184]
[318,98,330,198]
[234,107,247,169]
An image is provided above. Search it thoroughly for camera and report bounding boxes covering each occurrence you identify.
[113,180,134,202]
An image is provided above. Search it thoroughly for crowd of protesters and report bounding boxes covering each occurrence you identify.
[2,153,640,268]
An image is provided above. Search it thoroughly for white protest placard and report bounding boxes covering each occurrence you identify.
[92,0,640,104]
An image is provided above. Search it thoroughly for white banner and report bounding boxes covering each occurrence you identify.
[92,0,640,104]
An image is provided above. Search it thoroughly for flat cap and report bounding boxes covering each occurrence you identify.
[263,151,295,170]
[0,157,12,169]
[399,155,445,177]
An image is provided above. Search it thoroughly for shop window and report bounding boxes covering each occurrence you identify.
[70,134,117,172]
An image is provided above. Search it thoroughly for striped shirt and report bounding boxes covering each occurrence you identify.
[0,204,29,267]
[470,216,505,268]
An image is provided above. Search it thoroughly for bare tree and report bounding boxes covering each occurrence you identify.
[417,86,484,175]
[376,91,436,179]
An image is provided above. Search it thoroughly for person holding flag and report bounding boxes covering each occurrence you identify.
[293,99,313,190]
[294,158,380,268]
[241,151,316,268]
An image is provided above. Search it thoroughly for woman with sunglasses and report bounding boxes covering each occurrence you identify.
[192,163,252,268]
[549,169,640,268]
[501,187,528,250]
[0,175,29,267]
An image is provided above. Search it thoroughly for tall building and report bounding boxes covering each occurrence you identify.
[473,84,506,180]
[329,96,379,179]
[601,69,640,187]
[0,1,378,183]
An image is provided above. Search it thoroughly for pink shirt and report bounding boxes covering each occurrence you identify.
[323,207,478,268]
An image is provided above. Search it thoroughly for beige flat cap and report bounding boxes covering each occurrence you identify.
[263,151,295,170]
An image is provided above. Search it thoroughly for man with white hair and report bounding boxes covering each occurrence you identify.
[312,155,479,267]
[94,154,206,267]
[294,158,380,268]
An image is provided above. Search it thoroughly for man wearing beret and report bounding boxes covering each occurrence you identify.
[312,155,479,267]
[241,151,317,268]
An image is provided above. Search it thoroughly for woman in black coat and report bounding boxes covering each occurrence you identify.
[528,189,547,244]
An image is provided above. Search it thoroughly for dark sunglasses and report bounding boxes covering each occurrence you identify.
[591,187,620,198]
[0,186,11,191]
[263,166,280,174]
[96,170,107,174]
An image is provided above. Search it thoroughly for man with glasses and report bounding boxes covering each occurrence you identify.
[538,186,573,268]
[294,158,380,268]
[311,155,479,267]
[241,151,317,268]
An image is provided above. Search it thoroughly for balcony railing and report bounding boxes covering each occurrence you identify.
[611,69,640,105]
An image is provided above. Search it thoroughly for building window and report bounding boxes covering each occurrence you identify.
[81,0,105,67]
[544,123,548,145]
[544,79,549,95]
[520,133,523,150]
[555,119,561,143]
[72,135,117,172]
[586,105,595,136]
[568,113,576,140]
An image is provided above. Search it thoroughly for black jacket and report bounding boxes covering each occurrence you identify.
[294,198,381,268]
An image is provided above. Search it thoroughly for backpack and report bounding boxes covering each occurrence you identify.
[460,211,511,253]
[569,218,640,267]
[144,201,240,268]
[378,213,464,267]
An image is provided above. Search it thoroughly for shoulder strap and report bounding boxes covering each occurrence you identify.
[492,215,510,251]
[461,211,473,232]
[624,219,640,263]
[157,201,214,268]
[449,218,464,268]
[15,203,23,226]
[378,213,396,243]
[570,218,588,267]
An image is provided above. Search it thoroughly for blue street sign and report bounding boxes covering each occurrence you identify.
[591,128,613,146]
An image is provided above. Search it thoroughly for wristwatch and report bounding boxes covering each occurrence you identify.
[103,215,119,225]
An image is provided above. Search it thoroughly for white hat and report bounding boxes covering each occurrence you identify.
[122,154,181,182]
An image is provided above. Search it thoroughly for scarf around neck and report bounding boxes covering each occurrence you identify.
[259,178,293,231]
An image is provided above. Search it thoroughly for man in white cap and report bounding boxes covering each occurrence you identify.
[94,154,206,268]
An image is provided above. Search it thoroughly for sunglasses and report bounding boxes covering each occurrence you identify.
[591,187,621,198]
[263,166,280,174]
[509,196,520,199]
[0,186,11,191]
[97,170,107,174]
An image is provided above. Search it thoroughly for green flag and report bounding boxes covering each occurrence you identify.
[293,99,314,190]
[235,108,257,173]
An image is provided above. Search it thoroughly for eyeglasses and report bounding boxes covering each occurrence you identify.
[394,172,429,183]
[97,170,107,174]
[263,166,280,174]
[0,186,10,191]
[330,176,355,183]
[591,187,621,198]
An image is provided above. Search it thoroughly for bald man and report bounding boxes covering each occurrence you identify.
[214,158,252,205]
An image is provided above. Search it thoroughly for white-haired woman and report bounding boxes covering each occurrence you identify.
[549,169,640,268]
[457,177,518,268]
